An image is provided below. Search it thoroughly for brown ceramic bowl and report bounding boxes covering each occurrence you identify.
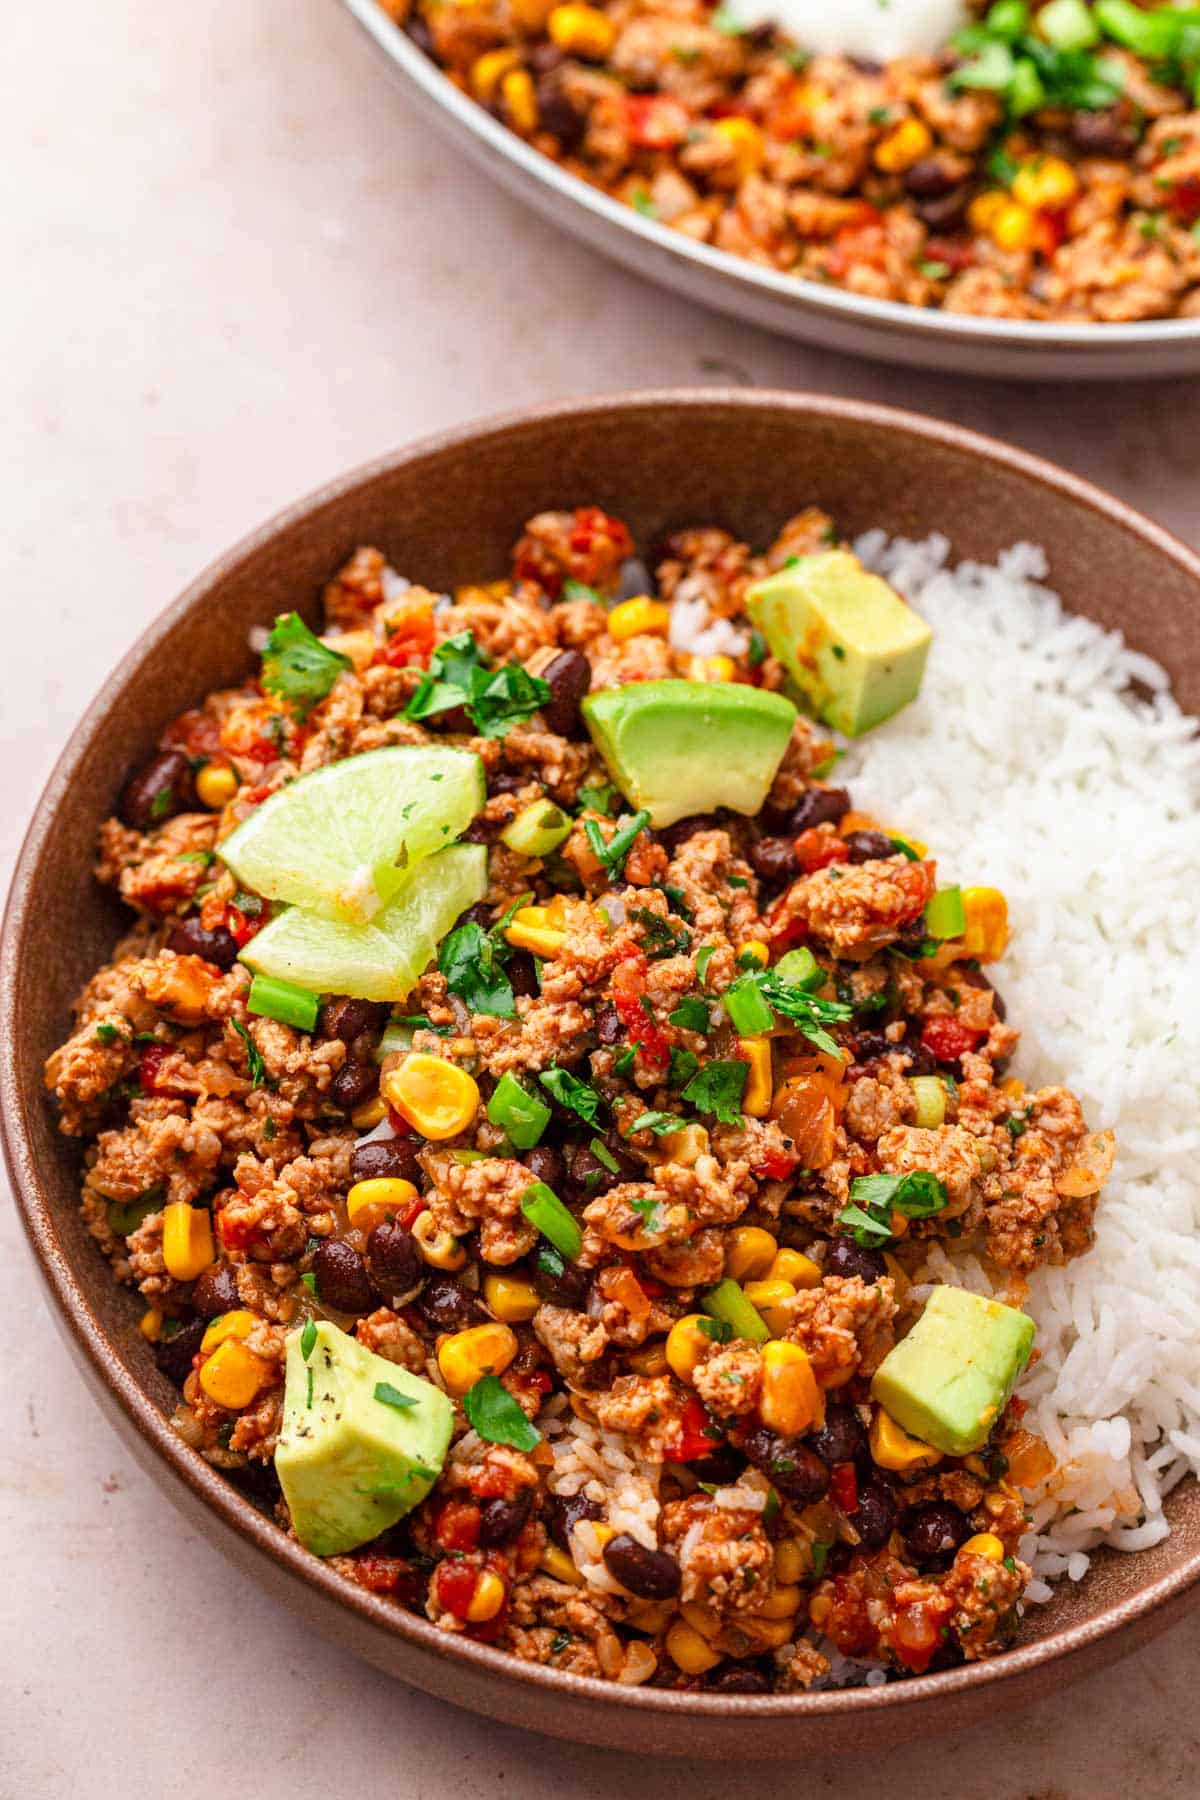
[4,392,1199,1755]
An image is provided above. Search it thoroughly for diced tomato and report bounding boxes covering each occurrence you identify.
[625,93,690,150]
[610,952,669,1070]
[400,1192,428,1230]
[824,1574,877,1657]
[435,1500,481,1553]
[431,1559,480,1620]
[891,1594,954,1674]
[373,605,435,669]
[831,1461,859,1515]
[924,236,975,274]
[1008,1394,1028,1422]
[826,220,888,280]
[386,1106,415,1137]
[920,1016,984,1062]
[670,1396,725,1462]
[164,707,224,761]
[1034,207,1069,257]
[225,903,265,950]
[215,1206,265,1253]
[795,829,850,873]
[353,1552,410,1596]
[752,1149,800,1182]
[138,1044,172,1094]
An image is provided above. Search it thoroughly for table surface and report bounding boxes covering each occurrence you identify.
[4,1,1199,1793]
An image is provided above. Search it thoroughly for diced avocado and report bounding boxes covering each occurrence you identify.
[275,1319,453,1556]
[746,551,932,738]
[581,679,797,830]
[870,1285,1035,1458]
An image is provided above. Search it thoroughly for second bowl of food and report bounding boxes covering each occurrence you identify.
[5,392,1199,1754]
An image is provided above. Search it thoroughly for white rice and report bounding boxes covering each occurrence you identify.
[845,530,1200,1589]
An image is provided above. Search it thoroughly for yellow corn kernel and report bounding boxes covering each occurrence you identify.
[774,1538,805,1585]
[321,628,376,673]
[483,1272,541,1323]
[350,1093,387,1130]
[139,1308,163,1342]
[984,1488,1009,1517]
[742,1278,796,1338]
[626,1342,668,1378]
[758,1582,803,1620]
[656,1122,709,1167]
[465,1569,507,1622]
[680,1600,720,1639]
[412,1210,468,1271]
[960,1532,1005,1562]
[540,1543,583,1585]
[607,597,670,642]
[739,940,769,968]
[873,116,933,173]
[501,67,539,134]
[887,827,927,857]
[726,1226,778,1282]
[1011,155,1078,212]
[739,1038,773,1118]
[200,1309,257,1354]
[626,1598,676,1634]
[748,1617,796,1650]
[711,115,766,180]
[195,762,238,810]
[547,2,617,59]
[382,1053,479,1140]
[968,189,1009,234]
[869,1407,943,1473]
[504,905,566,959]
[199,1338,270,1409]
[590,1522,616,1550]
[908,1073,948,1129]
[1000,1077,1025,1101]
[687,652,738,683]
[665,1314,713,1383]
[666,1620,722,1675]
[759,1340,822,1437]
[882,1251,910,1304]
[470,46,520,98]
[991,200,1038,251]
[162,1202,215,1282]
[437,1322,519,1395]
[767,1248,821,1290]
[346,1176,418,1228]
[510,0,555,26]
[960,886,1009,961]
[809,1593,832,1627]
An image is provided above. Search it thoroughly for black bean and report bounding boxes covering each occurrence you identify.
[462,902,495,928]
[1071,108,1137,157]
[509,950,539,999]
[230,1456,283,1510]
[118,750,195,832]
[434,703,473,735]
[529,42,566,75]
[534,70,585,151]
[313,1240,377,1315]
[403,12,435,56]
[479,1489,535,1548]
[350,1137,422,1185]
[710,1662,773,1694]
[595,1002,622,1047]
[487,771,529,797]
[330,1061,380,1113]
[365,1220,422,1293]
[788,787,850,835]
[687,1446,744,1488]
[657,813,720,856]
[167,918,239,971]
[824,1236,886,1284]
[917,189,969,232]
[749,835,799,886]
[524,1144,565,1188]
[320,997,389,1043]
[544,1491,601,1551]
[810,1403,869,1471]
[850,1478,897,1550]
[533,1249,588,1310]
[602,1535,682,1599]
[740,1427,829,1505]
[904,156,961,200]
[540,649,591,738]
[418,1275,485,1331]
[844,829,896,864]
[900,1034,937,1077]
[851,1028,893,1064]
[154,1315,206,1387]
[190,1262,241,1320]
[902,1500,972,1568]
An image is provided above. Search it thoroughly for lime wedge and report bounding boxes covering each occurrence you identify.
[219,746,485,924]
[240,844,486,1002]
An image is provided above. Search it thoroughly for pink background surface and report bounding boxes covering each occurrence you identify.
[4,2,1198,1792]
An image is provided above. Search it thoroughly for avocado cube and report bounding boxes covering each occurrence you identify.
[870,1285,1035,1457]
[747,551,932,738]
[275,1319,453,1556]
[581,678,797,830]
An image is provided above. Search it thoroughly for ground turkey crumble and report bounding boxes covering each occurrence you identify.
[45,501,1114,1693]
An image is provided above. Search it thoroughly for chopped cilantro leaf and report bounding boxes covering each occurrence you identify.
[374,1380,418,1411]
[682,1059,747,1125]
[463,1373,541,1451]
[694,945,717,986]
[697,1315,732,1344]
[539,1066,605,1124]
[627,1110,685,1136]
[667,1046,700,1090]
[93,1023,124,1046]
[300,1318,318,1360]
[589,1136,620,1174]
[260,613,351,718]
[563,579,602,605]
[231,1018,269,1089]
[405,630,550,739]
[837,1169,948,1246]
[668,996,710,1032]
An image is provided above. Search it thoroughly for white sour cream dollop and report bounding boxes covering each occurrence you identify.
[720,0,969,60]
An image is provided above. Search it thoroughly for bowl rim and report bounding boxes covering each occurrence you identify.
[5,387,1200,1725]
[339,0,1200,358]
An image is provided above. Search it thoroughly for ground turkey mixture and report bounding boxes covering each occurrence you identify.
[378,0,1200,322]
[46,501,1114,1691]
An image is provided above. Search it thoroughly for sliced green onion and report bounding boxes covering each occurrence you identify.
[985,0,1030,38]
[520,1182,583,1260]
[1037,0,1100,50]
[951,39,1016,89]
[486,1071,551,1149]
[106,1187,164,1237]
[246,972,320,1032]
[723,974,775,1037]
[700,1278,770,1345]
[1094,0,1181,57]
[376,1019,416,1061]
[908,1074,948,1130]
[499,800,573,858]
[924,886,966,942]
[773,946,824,991]
[1008,55,1046,115]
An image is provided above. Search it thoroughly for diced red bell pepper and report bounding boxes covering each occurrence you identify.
[831,1460,859,1515]
[924,236,975,274]
[1170,176,1200,224]
[920,1016,984,1062]
[752,1150,799,1182]
[670,1397,725,1462]
[215,1206,265,1253]
[225,903,265,950]
[625,94,690,150]
[138,1044,172,1094]
[795,829,850,873]
[431,1559,480,1620]
[400,1192,428,1230]
[1033,207,1069,257]
[611,952,670,1069]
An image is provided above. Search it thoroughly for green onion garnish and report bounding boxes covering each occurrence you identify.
[519,1182,583,1260]
[246,972,320,1033]
[486,1071,551,1149]
[723,974,776,1038]
[700,1277,770,1345]
[924,886,966,942]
